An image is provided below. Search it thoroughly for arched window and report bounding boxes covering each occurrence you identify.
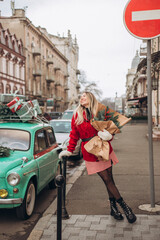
[13,85,17,93]
[5,35,8,46]
[12,40,15,51]
[19,88,23,95]
[6,84,11,94]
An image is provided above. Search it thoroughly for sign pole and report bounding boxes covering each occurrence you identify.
[147,39,155,208]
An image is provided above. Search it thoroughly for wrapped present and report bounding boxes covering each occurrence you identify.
[27,100,34,108]
[32,100,42,115]
[7,97,22,113]
[16,102,34,122]
[84,136,110,161]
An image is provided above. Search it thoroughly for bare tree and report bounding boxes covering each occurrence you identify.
[78,69,102,99]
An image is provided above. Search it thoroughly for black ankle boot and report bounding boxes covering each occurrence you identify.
[109,198,124,220]
[117,197,137,224]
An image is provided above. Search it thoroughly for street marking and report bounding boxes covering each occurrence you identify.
[132,9,160,21]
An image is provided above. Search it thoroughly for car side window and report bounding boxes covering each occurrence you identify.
[34,130,47,153]
[46,128,56,146]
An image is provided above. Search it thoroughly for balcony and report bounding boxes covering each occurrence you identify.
[55,81,61,87]
[76,83,81,89]
[32,48,41,56]
[46,58,54,65]
[76,69,80,75]
[46,75,55,83]
[64,84,69,91]
[137,74,147,82]
[54,66,61,71]
[33,69,42,76]
[64,74,69,78]
[34,90,42,97]
[56,97,62,101]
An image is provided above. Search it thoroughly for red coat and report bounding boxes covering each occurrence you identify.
[67,111,113,162]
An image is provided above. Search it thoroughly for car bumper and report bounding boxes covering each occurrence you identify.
[0,198,23,204]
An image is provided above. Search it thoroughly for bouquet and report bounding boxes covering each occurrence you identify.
[84,104,131,161]
[91,106,131,134]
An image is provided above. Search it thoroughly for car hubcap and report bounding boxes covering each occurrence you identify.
[26,183,35,216]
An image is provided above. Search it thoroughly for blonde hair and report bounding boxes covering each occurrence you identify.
[74,92,99,125]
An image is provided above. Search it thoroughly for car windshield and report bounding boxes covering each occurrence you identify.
[0,129,30,150]
[61,111,74,119]
[50,121,71,133]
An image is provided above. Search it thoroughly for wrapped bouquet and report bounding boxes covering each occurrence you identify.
[84,103,131,161]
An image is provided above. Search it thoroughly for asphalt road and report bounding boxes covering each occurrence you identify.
[0,158,83,240]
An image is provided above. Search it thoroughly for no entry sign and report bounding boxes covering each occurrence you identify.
[124,0,160,39]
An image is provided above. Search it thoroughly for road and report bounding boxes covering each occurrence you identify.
[0,158,83,240]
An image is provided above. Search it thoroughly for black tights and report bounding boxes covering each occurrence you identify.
[97,167,121,200]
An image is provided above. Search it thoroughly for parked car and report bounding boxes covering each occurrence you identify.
[48,112,62,119]
[0,122,61,219]
[50,119,82,159]
[61,110,74,120]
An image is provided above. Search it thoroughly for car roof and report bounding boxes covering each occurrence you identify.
[0,122,50,131]
[50,119,71,122]
[64,109,74,112]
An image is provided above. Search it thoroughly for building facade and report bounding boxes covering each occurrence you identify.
[125,38,160,126]
[39,27,80,107]
[0,9,69,112]
[0,23,25,95]
[125,51,141,116]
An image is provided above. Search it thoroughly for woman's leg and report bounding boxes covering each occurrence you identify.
[97,167,123,220]
[97,167,136,223]
[97,166,121,200]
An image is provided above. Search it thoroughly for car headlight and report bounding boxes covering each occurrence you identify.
[7,173,20,186]
[62,138,69,150]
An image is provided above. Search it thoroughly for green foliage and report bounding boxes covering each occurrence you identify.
[0,145,12,157]
[93,106,122,130]
[0,104,19,121]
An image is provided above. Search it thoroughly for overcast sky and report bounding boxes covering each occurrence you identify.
[0,0,142,99]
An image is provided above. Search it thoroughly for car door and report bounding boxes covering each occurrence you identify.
[34,128,54,191]
[45,127,60,175]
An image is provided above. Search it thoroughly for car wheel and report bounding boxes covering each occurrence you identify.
[16,180,36,220]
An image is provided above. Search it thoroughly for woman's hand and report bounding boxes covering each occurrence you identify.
[59,150,72,159]
[98,129,112,141]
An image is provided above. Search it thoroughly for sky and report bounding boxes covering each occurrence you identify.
[0,0,142,99]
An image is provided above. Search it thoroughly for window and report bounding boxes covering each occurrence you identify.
[6,60,9,74]
[0,129,30,151]
[34,130,47,153]
[46,128,56,145]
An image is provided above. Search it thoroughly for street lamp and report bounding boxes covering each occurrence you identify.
[152,71,159,90]
[152,69,159,126]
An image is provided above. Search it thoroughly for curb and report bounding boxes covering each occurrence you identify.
[27,161,86,240]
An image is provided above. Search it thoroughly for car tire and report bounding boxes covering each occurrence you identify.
[16,180,36,220]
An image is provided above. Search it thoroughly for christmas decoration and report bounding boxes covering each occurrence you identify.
[0,104,18,120]
[85,104,132,161]
[93,106,122,131]
[7,97,22,113]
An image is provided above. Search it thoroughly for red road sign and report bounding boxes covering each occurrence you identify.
[124,0,160,39]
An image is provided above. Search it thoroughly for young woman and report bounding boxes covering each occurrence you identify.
[59,92,136,224]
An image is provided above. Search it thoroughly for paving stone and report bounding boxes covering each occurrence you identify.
[96,233,110,240]
[90,223,107,231]
[79,229,97,237]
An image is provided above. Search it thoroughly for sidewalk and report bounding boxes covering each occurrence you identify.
[28,123,160,240]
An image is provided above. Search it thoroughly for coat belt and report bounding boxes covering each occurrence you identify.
[81,136,95,142]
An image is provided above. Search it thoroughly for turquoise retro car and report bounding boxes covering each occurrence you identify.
[0,122,61,219]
